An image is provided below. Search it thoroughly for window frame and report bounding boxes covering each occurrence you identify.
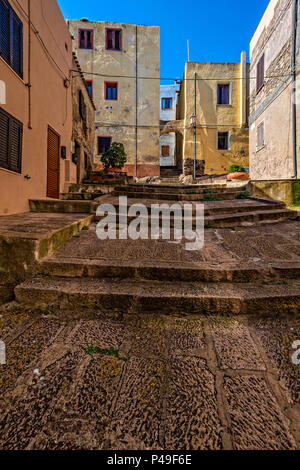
[217,131,230,151]
[0,0,23,78]
[86,80,93,98]
[161,145,170,156]
[98,136,112,155]
[256,120,265,152]
[0,106,23,174]
[105,81,118,101]
[256,54,265,94]
[78,28,94,50]
[161,97,173,110]
[217,82,231,105]
[105,28,123,51]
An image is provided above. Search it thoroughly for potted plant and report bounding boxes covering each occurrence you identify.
[227,164,249,180]
[101,142,127,173]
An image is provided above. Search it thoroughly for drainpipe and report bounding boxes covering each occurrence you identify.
[292,0,298,178]
[194,72,197,180]
[27,0,32,129]
[135,26,138,178]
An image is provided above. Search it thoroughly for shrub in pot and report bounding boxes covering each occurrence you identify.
[227,164,249,180]
[101,142,127,170]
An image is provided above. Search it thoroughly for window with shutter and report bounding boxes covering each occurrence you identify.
[0,0,10,65]
[0,0,23,78]
[0,106,22,173]
[161,145,170,156]
[217,131,229,150]
[256,54,265,93]
[217,84,230,105]
[78,29,93,49]
[98,137,112,154]
[105,82,118,100]
[106,28,122,51]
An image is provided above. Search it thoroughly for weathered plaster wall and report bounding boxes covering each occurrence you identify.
[71,55,95,183]
[68,20,160,177]
[249,0,300,181]
[178,57,249,175]
[0,0,74,216]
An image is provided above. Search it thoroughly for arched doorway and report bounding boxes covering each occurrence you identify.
[160,120,184,171]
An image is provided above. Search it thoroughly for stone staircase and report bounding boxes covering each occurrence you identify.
[14,222,300,315]
[10,179,300,315]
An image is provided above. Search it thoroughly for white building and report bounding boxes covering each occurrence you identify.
[160,84,179,167]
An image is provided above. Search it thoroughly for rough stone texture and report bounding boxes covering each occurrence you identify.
[183,158,205,177]
[0,312,299,450]
[164,356,223,450]
[71,54,95,185]
[224,375,296,450]
[210,318,266,370]
[0,212,93,300]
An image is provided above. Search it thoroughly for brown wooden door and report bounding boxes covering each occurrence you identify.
[47,126,60,199]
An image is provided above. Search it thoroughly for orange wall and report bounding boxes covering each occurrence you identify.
[0,0,74,215]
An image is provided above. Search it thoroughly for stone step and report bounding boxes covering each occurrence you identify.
[94,198,286,217]
[40,257,300,283]
[30,199,94,214]
[61,192,102,201]
[112,190,241,201]
[94,208,296,227]
[114,184,231,194]
[14,276,300,315]
[206,209,297,227]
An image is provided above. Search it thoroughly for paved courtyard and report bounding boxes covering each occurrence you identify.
[0,309,299,450]
[0,218,300,450]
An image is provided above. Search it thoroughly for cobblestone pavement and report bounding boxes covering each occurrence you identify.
[0,309,299,450]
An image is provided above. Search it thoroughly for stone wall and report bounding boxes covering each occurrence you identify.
[183,158,205,177]
[72,55,95,184]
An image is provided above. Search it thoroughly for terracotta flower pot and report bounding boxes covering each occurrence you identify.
[227,172,249,180]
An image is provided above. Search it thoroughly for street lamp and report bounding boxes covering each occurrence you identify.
[190,114,196,128]
[190,114,197,180]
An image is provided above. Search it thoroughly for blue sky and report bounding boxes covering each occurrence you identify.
[58,0,269,81]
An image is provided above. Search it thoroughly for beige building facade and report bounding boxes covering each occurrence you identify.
[175,54,249,176]
[0,0,75,216]
[67,19,160,177]
[249,0,300,203]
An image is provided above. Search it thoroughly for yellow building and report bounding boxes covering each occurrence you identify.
[174,53,249,176]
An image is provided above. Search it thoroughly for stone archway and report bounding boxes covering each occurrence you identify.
[160,120,185,169]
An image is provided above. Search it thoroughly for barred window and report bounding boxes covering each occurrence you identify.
[0,0,23,78]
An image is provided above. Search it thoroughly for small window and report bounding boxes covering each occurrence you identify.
[106,28,122,51]
[105,82,118,100]
[256,122,264,150]
[86,80,93,98]
[217,131,229,150]
[257,54,265,93]
[162,98,172,110]
[98,137,112,154]
[0,107,23,173]
[217,84,230,105]
[79,29,93,49]
[161,145,170,156]
[0,0,23,78]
